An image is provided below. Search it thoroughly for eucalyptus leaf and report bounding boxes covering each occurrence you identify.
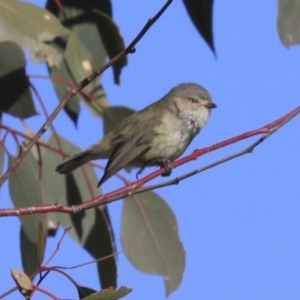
[0,42,37,118]
[9,152,46,244]
[9,152,47,275]
[0,0,70,66]
[36,222,46,266]
[65,33,108,117]
[121,191,185,296]
[182,0,215,53]
[20,226,41,276]
[46,0,109,123]
[277,0,300,47]
[93,9,127,84]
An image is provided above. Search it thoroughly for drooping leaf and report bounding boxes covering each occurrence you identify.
[47,0,126,85]
[277,0,300,48]
[20,226,40,276]
[46,0,110,123]
[46,42,81,124]
[83,287,132,300]
[64,33,108,117]
[0,42,25,75]
[121,191,185,296]
[36,222,46,266]
[103,106,135,135]
[0,42,37,118]
[41,133,117,289]
[0,0,70,66]
[84,207,117,289]
[93,9,127,84]
[9,152,46,243]
[9,152,47,274]
[183,0,215,53]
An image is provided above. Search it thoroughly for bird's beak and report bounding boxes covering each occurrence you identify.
[206,102,217,109]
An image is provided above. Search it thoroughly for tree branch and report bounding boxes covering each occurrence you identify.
[0,104,298,216]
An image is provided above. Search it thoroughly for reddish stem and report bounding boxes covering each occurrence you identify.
[0,104,298,216]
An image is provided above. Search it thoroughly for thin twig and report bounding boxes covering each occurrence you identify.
[44,227,71,267]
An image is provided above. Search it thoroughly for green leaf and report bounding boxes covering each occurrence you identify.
[0,42,37,118]
[9,152,46,243]
[182,0,215,53]
[46,0,126,85]
[0,0,69,40]
[47,47,81,124]
[93,9,127,84]
[20,226,41,276]
[36,222,46,266]
[65,33,109,117]
[277,0,300,48]
[46,0,107,70]
[48,34,108,124]
[0,0,70,66]
[42,133,117,289]
[121,191,185,296]
[83,287,132,300]
[46,0,110,123]
[84,207,117,289]
[0,41,25,75]
[9,152,47,274]
[103,106,135,135]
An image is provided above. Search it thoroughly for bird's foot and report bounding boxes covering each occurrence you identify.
[160,159,172,177]
[136,158,172,180]
[147,158,172,176]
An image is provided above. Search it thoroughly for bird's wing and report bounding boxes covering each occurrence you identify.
[97,133,154,187]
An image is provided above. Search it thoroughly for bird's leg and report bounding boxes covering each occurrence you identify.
[146,158,172,176]
[159,159,172,177]
[136,158,172,180]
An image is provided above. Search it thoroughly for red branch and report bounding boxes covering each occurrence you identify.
[0,104,299,217]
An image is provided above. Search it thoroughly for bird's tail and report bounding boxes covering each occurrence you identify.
[56,151,91,174]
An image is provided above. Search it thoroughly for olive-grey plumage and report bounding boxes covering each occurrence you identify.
[56,83,217,187]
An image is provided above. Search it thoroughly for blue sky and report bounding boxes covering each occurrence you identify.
[1,1,300,299]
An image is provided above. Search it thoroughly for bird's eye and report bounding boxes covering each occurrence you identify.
[189,98,197,103]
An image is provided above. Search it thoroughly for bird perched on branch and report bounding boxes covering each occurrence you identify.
[56,83,217,187]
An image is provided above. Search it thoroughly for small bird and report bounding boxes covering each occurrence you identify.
[56,83,217,187]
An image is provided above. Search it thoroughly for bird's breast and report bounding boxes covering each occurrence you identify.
[141,114,200,162]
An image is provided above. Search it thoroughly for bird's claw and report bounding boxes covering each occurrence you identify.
[161,159,172,177]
